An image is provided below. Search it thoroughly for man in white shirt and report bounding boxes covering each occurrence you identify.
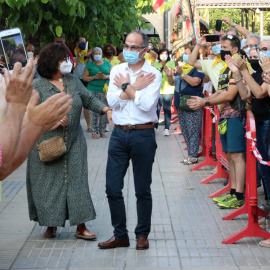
[98,31,162,250]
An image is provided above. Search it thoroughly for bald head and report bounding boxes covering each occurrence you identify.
[260,40,270,51]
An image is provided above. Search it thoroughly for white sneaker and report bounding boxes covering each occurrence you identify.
[164,129,170,136]
[105,124,111,132]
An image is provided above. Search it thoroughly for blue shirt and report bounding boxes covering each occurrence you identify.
[180,68,205,97]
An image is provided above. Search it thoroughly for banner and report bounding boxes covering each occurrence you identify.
[171,0,200,58]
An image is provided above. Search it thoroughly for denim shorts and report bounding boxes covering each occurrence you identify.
[220,118,246,153]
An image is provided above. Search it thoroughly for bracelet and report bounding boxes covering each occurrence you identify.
[232,22,237,28]
[234,76,242,83]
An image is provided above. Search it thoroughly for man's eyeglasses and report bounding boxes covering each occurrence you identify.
[258,47,268,52]
[123,44,146,51]
[246,44,259,48]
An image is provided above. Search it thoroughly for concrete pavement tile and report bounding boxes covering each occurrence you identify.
[178,248,189,258]
[190,257,202,267]
[136,257,148,267]
[212,257,225,267]
[158,257,169,267]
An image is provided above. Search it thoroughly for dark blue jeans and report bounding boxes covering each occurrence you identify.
[156,94,174,129]
[256,120,270,200]
[106,127,157,240]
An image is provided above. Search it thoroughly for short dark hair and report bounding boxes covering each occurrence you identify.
[37,43,69,79]
[226,28,239,37]
[221,34,241,52]
[157,48,171,61]
[75,36,85,43]
[102,44,117,56]
[127,30,148,47]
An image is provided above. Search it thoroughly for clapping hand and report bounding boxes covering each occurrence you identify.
[260,53,270,72]
[187,96,205,111]
[176,65,183,76]
[225,55,240,74]
[233,54,247,72]
[263,70,270,84]
[164,65,173,77]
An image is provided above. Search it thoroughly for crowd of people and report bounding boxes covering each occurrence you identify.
[1,14,270,250]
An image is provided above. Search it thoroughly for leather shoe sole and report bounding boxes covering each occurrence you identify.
[98,236,130,249]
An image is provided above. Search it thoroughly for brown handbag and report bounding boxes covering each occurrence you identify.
[36,79,68,163]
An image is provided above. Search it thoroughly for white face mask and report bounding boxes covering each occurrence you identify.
[160,54,168,61]
[59,59,72,74]
[27,52,34,58]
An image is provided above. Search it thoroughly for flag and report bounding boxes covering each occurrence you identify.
[153,0,165,13]
[171,0,200,58]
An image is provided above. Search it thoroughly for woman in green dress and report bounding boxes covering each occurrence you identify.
[83,47,112,139]
[27,43,112,239]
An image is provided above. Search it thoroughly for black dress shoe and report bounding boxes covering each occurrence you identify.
[98,236,130,249]
[136,237,149,250]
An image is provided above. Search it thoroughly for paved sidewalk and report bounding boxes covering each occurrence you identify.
[1,120,270,270]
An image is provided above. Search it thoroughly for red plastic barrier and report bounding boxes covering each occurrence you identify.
[222,111,270,244]
[190,107,217,171]
[207,107,231,196]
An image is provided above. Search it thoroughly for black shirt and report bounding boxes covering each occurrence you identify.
[251,68,270,121]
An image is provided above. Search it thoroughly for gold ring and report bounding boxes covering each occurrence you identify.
[60,120,64,123]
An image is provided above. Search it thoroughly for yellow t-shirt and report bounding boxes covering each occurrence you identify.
[145,52,156,65]
[103,56,120,67]
[74,47,87,64]
[154,61,175,95]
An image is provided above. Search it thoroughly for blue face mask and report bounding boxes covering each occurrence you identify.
[241,39,247,49]
[79,43,86,50]
[245,47,250,59]
[94,55,102,62]
[212,44,221,55]
[182,54,189,63]
[123,49,144,65]
[259,51,270,60]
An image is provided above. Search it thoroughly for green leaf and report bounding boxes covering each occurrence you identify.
[29,23,38,36]
[115,22,122,32]
[37,10,43,26]
[69,6,76,16]
[58,0,70,15]
[93,6,97,15]
[77,1,85,18]
[41,0,49,3]
[49,24,54,35]
[44,11,52,20]
[5,0,15,8]
[56,26,62,37]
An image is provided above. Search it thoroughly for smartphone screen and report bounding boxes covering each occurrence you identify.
[0,31,27,71]
[215,20,222,32]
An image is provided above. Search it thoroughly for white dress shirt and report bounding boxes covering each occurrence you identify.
[107,60,162,125]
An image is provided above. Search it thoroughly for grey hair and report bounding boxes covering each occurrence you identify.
[128,30,148,47]
[226,28,239,37]
[92,47,102,55]
[246,33,261,43]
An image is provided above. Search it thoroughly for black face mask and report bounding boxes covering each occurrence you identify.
[106,51,114,57]
[220,50,232,61]
[249,59,261,71]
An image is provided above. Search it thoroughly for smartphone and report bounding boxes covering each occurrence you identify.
[0,28,27,74]
[206,35,220,43]
[215,20,222,32]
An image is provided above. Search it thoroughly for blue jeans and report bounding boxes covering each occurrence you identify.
[256,120,270,200]
[106,127,157,240]
[156,94,174,129]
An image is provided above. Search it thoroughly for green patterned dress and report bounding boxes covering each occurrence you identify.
[26,74,106,227]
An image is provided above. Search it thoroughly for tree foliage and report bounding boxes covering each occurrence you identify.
[208,8,270,36]
[0,0,154,48]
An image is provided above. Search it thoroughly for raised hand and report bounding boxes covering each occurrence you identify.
[5,58,35,108]
[233,54,247,72]
[259,53,270,72]
[23,90,73,132]
[225,55,240,74]
[164,65,173,77]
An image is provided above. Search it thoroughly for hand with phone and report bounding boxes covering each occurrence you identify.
[5,58,35,108]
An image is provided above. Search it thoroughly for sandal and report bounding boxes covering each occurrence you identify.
[183,158,198,165]
[74,228,97,240]
[180,159,188,163]
[43,227,57,238]
[100,132,107,138]
[259,238,270,248]
[92,133,99,139]
[86,127,92,132]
